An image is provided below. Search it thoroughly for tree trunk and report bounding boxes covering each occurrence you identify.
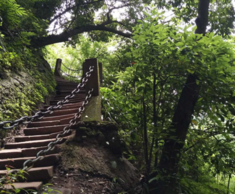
[227,174,231,194]
[143,97,149,176]
[155,74,200,194]
[149,72,157,170]
[149,0,209,193]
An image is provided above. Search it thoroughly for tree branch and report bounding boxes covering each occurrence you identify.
[101,3,132,26]
[32,23,132,47]
[49,0,104,25]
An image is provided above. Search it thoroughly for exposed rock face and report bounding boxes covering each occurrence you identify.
[52,122,142,194]
[0,57,56,122]
[0,56,56,139]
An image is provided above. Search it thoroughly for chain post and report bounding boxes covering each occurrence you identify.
[99,62,103,87]
[83,58,100,96]
[54,59,62,77]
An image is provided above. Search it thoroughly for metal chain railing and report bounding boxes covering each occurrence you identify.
[0,66,94,130]
[62,62,82,72]
[0,88,94,186]
[0,65,95,186]
[22,88,93,170]
[60,69,81,79]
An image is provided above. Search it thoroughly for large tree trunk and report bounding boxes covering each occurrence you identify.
[153,74,200,194]
[149,0,209,193]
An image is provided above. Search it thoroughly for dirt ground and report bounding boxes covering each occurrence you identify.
[50,166,125,194]
[48,122,143,194]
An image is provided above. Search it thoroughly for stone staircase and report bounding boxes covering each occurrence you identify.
[0,79,86,192]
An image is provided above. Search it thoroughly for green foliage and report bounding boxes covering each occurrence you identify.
[0,0,50,49]
[0,172,61,194]
[0,168,28,193]
[46,34,116,80]
[40,183,62,194]
[155,0,235,36]
[0,0,27,29]
[0,50,56,133]
[101,6,235,193]
[1,0,235,193]
[180,175,228,194]
[0,51,24,71]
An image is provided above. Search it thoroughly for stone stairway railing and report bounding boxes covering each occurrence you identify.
[0,58,102,192]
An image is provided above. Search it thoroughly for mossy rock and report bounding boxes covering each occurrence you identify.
[81,96,101,122]
[0,54,56,139]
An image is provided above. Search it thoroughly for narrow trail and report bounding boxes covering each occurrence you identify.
[0,78,86,191]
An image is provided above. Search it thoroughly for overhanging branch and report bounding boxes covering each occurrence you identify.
[31,24,132,47]
[49,0,104,25]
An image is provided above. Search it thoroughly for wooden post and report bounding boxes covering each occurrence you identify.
[54,59,63,77]
[99,63,103,86]
[81,58,101,121]
[82,58,100,96]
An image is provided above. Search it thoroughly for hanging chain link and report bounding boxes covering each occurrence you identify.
[22,88,93,171]
[0,66,94,130]
[60,69,81,78]
[62,62,82,72]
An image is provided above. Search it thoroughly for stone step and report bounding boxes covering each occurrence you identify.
[52,94,86,101]
[0,149,21,159]
[0,154,60,169]
[56,89,86,94]
[0,77,83,188]
[6,133,73,149]
[56,91,77,96]
[3,182,42,191]
[0,166,53,182]
[24,125,66,135]
[56,85,81,90]
[43,102,83,110]
[57,102,83,110]
[60,117,76,125]
[41,103,82,113]
[39,113,75,122]
[50,99,84,105]
[44,108,78,117]
[0,146,60,159]
[15,132,71,142]
[5,138,60,149]
[56,80,78,84]
[57,88,85,92]
[28,120,60,128]
[53,93,85,98]
[55,90,87,98]
[28,116,74,127]
[57,82,79,86]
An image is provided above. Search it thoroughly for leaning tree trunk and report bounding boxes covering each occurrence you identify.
[149,0,210,193]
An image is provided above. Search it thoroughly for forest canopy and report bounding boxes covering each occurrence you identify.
[0,0,235,47]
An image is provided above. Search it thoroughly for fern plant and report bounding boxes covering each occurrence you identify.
[0,0,27,29]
